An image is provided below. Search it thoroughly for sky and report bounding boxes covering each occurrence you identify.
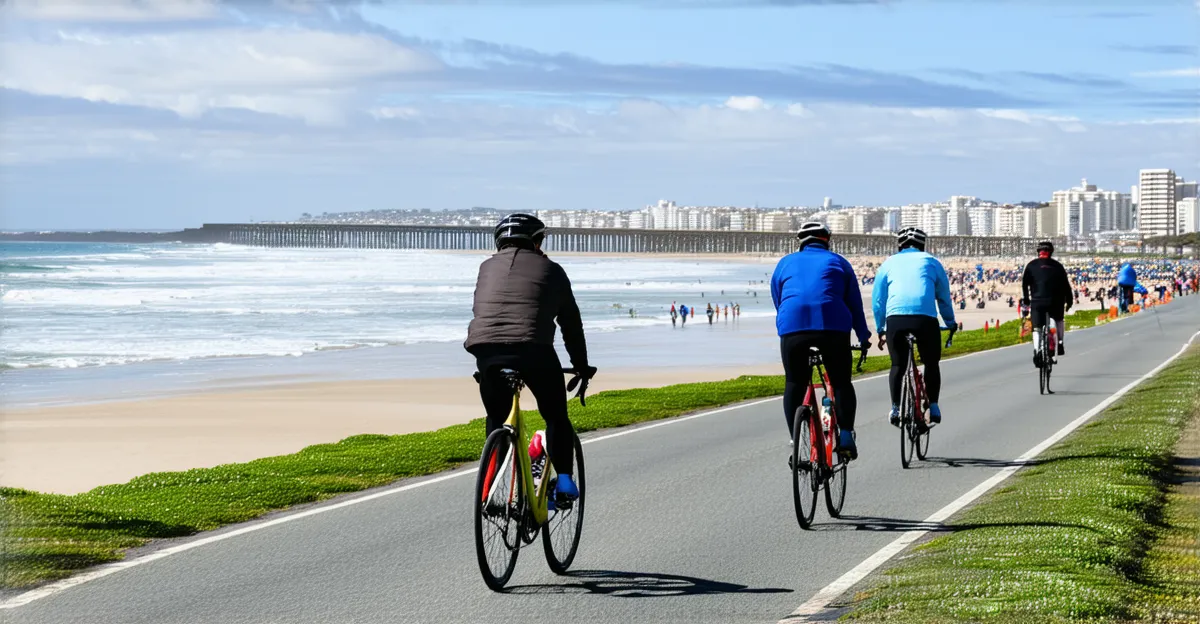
[0,0,1198,230]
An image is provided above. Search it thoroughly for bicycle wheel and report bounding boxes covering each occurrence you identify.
[1038,327,1049,395]
[1044,329,1054,394]
[824,440,847,518]
[916,423,931,460]
[474,428,522,591]
[900,368,916,469]
[792,407,819,529]
[543,436,585,574]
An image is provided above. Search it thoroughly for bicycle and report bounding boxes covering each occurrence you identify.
[889,327,955,469]
[472,367,592,591]
[1038,323,1055,395]
[791,345,868,529]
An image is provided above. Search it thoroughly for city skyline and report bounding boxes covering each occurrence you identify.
[1,1,1198,230]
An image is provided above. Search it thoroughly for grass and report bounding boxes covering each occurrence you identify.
[842,344,1200,624]
[0,308,1109,590]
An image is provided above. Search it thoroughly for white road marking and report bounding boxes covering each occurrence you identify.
[779,328,1200,623]
[0,312,1167,610]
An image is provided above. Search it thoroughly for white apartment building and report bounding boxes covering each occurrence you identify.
[919,207,949,236]
[967,206,996,236]
[1178,197,1200,235]
[883,207,902,233]
[946,209,971,236]
[1050,178,1132,237]
[826,212,851,234]
[1035,204,1058,238]
[995,206,1037,238]
[758,211,792,232]
[1177,177,1198,201]
[1139,169,1177,237]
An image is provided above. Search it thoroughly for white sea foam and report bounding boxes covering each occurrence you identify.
[1,243,778,369]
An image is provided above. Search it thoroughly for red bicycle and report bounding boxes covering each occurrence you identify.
[891,327,955,469]
[791,345,868,529]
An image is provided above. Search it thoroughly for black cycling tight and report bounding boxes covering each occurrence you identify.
[780,331,856,435]
[885,315,942,406]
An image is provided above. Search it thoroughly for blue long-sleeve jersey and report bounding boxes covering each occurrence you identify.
[871,248,956,333]
[1118,263,1137,287]
[770,244,871,344]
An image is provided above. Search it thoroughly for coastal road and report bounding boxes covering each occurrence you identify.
[7,295,1200,624]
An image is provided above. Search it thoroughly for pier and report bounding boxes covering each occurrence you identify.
[201,223,1045,256]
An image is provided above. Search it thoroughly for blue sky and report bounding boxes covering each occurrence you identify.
[1,0,1197,229]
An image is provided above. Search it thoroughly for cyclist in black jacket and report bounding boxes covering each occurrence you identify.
[1021,241,1073,368]
[465,213,595,502]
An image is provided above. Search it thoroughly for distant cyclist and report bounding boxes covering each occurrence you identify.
[465,213,596,504]
[1117,262,1137,314]
[1021,241,1073,368]
[872,227,956,427]
[771,222,871,460]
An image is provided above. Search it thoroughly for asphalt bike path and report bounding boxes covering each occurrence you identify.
[6,295,1199,623]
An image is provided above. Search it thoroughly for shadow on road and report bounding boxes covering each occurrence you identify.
[503,569,793,597]
[916,454,1133,470]
[811,514,1101,535]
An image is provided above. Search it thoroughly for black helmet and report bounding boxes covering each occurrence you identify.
[1037,240,1054,255]
[897,227,928,251]
[494,213,546,249]
[796,221,831,248]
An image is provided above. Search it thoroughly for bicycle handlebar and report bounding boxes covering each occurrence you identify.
[563,367,597,407]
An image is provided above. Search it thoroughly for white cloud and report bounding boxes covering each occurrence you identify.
[724,95,769,111]
[370,106,421,120]
[1,0,219,22]
[1133,67,1200,78]
[1,28,442,124]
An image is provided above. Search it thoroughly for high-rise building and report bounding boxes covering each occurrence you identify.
[1138,169,1177,237]
[1177,177,1199,201]
[1178,197,1200,235]
[967,206,996,236]
[946,209,971,236]
[883,207,902,233]
[1050,178,1132,237]
[996,206,1036,238]
[1035,204,1058,238]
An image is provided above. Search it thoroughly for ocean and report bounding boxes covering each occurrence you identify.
[1,242,781,405]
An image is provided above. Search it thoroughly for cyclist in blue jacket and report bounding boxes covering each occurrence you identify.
[771,222,871,460]
[872,227,956,427]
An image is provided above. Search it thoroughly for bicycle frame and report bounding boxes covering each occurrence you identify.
[800,362,838,469]
[501,388,555,526]
[906,335,928,425]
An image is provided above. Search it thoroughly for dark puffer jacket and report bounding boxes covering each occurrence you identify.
[464,247,588,368]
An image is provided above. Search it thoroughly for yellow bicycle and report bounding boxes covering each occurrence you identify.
[473,367,592,591]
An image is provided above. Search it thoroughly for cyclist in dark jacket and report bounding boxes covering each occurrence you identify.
[465,213,594,501]
[1021,241,1073,368]
[771,222,871,460]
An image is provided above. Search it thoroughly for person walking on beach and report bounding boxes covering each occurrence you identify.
[706,303,714,324]
[772,222,871,461]
[465,213,596,506]
[670,303,678,327]
[680,303,689,325]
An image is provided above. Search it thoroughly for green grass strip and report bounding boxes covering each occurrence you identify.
[0,309,1107,589]
[843,344,1200,624]
[1137,419,1200,622]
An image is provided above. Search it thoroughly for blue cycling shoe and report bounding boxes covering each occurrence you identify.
[888,405,900,428]
[929,403,942,425]
[548,474,579,511]
[837,429,858,461]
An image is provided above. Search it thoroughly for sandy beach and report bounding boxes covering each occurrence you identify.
[2,364,782,495]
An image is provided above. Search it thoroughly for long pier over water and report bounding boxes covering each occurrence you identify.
[200,223,1043,256]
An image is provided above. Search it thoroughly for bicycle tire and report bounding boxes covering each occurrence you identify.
[1044,326,1054,394]
[900,363,916,469]
[1038,325,1049,395]
[792,408,818,529]
[825,443,847,518]
[916,420,931,460]
[542,436,586,575]
[474,427,522,591]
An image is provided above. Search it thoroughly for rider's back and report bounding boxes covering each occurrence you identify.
[465,247,583,352]
[1022,257,1070,306]
[873,248,951,320]
[771,245,863,336]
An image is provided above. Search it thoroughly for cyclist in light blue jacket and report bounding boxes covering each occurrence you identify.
[872,228,956,427]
